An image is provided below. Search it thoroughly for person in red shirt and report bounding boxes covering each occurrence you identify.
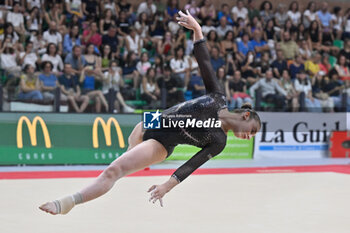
[82,21,102,47]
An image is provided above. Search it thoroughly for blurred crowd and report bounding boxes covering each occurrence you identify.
[0,0,350,113]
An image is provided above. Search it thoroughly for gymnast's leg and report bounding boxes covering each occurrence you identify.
[39,139,167,215]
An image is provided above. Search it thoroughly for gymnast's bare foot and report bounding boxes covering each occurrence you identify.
[39,202,58,215]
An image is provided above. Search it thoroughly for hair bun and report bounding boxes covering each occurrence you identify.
[241,103,252,110]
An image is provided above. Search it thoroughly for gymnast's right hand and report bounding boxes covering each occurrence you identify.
[176,10,200,31]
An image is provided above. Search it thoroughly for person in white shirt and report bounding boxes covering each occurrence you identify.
[102,60,135,113]
[287,1,301,27]
[332,7,343,40]
[0,39,21,88]
[125,27,142,57]
[137,0,156,17]
[19,41,40,69]
[43,22,63,53]
[136,52,152,77]
[231,0,248,23]
[216,16,233,38]
[303,1,317,29]
[42,43,64,74]
[6,2,25,41]
[170,46,190,87]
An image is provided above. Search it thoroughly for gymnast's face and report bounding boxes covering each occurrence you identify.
[233,112,260,140]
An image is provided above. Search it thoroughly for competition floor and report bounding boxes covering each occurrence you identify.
[1,160,350,233]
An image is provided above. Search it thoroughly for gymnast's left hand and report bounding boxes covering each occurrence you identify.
[148,184,167,207]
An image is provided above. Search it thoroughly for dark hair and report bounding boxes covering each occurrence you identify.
[207,30,218,42]
[109,60,118,67]
[47,43,58,55]
[24,64,32,73]
[289,1,299,11]
[333,6,341,15]
[42,61,53,70]
[175,46,185,59]
[234,103,261,127]
[260,1,272,11]
[224,30,234,41]
[69,25,80,39]
[306,1,315,11]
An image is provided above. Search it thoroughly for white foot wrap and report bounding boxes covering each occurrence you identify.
[54,196,75,215]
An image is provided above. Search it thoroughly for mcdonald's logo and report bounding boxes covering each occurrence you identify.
[17,116,52,148]
[92,117,125,149]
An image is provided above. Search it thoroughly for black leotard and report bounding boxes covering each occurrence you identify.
[143,39,228,183]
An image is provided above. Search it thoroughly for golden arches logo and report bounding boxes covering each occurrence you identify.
[17,116,52,148]
[92,117,125,148]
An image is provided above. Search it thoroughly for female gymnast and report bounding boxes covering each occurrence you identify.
[39,10,261,215]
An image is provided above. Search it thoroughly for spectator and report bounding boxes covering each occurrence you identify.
[100,0,118,17]
[102,60,135,113]
[134,12,150,42]
[201,17,216,36]
[332,7,343,40]
[137,52,152,77]
[294,70,322,112]
[334,55,350,81]
[43,21,63,53]
[344,9,350,39]
[199,0,216,20]
[237,33,252,61]
[249,29,269,60]
[296,23,308,44]
[26,6,42,32]
[271,49,288,78]
[235,17,248,39]
[303,1,317,29]
[18,64,43,101]
[231,0,248,23]
[280,69,299,111]
[63,25,82,55]
[319,53,331,74]
[217,3,233,25]
[59,63,90,113]
[30,30,47,55]
[305,51,321,76]
[137,0,156,17]
[3,23,19,46]
[125,27,142,57]
[206,30,219,53]
[340,39,350,64]
[42,43,64,74]
[323,72,349,111]
[158,65,184,107]
[216,66,230,98]
[82,0,99,20]
[216,16,233,38]
[228,70,252,110]
[250,69,288,111]
[185,0,201,19]
[210,46,225,72]
[153,55,164,77]
[220,31,236,56]
[263,19,277,42]
[19,41,40,69]
[39,61,65,102]
[188,69,206,99]
[170,46,190,87]
[275,3,288,29]
[149,12,166,39]
[299,39,312,60]
[287,1,301,27]
[82,21,102,47]
[317,2,333,29]
[116,11,131,37]
[99,9,115,35]
[79,65,109,112]
[84,43,102,70]
[102,25,119,57]
[247,0,260,22]
[122,51,139,88]
[6,2,25,42]
[44,2,66,35]
[312,72,334,112]
[101,44,113,70]
[279,31,299,60]
[289,54,305,80]
[64,45,87,74]
[165,0,179,21]
[259,1,274,26]
[241,51,258,85]
[256,52,271,76]
[0,39,21,79]
[65,0,83,19]
[118,0,134,18]
[141,67,160,108]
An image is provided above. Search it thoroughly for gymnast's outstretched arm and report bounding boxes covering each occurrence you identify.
[177,10,222,94]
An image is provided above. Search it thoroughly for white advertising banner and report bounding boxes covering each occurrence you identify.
[254,112,349,159]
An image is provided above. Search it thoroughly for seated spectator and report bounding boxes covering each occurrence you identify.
[249,29,269,60]
[125,27,142,57]
[294,70,322,112]
[79,65,109,113]
[101,44,113,70]
[137,0,156,17]
[312,72,334,112]
[26,6,42,33]
[170,46,190,87]
[206,30,220,52]
[18,64,43,101]
[6,2,25,42]
[210,46,225,72]
[63,25,81,56]
[247,0,259,22]
[134,12,150,42]
[82,21,102,47]
[157,31,174,59]
[29,30,47,55]
[116,11,131,38]
[137,52,152,77]
[231,0,248,24]
[100,0,118,16]
[141,67,160,108]
[217,3,233,25]
[241,51,258,86]
[216,16,233,38]
[299,39,312,60]
[59,63,89,113]
[340,39,350,64]
[19,42,40,70]
[263,19,277,42]
[64,45,87,75]
[158,66,184,107]
[174,28,187,52]
[82,0,99,21]
[149,12,166,40]
[287,1,301,27]
[65,0,83,19]
[317,2,332,29]
[256,52,271,76]
[331,6,343,40]
[319,53,331,75]
[102,25,119,57]
[323,72,349,111]
[0,39,21,79]
[185,0,201,19]
[43,21,63,53]
[44,2,66,35]
[237,33,252,62]
[305,51,321,76]
[102,60,135,113]
[228,70,253,110]
[334,55,350,81]
[2,23,19,48]
[303,1,317,29]
[152,55,165,78]
[220,31,237,57]
[84,43,102,71]
[259,1,274,26]
[188,69,206,99]
[275,3,288,29]
[201,17,216,36]
[271,49,287,78]
[279,31,299,60]
[289,54,305,80]
[122,51,139,88]
[99,9,115,35]
[117,0,133,19]
[42,43,64,74]
[200,0,216,20]
[39,61,66,102]
[250,69,288,111]
[165,0,179,21]
[216,66,230,98]
[280,69,299,112]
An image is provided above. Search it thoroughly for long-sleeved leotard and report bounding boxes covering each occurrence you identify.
[143,39,227,182]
